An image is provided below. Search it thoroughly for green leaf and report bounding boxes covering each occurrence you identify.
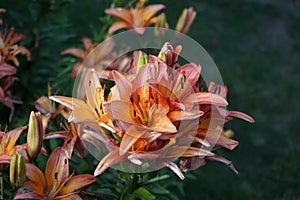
[145,184,170,195]
[134,187,155,200]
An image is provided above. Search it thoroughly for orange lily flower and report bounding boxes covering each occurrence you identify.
[61,37,115,78]
[45,122,88,158]
[14,147,95,200]
[0,27,30,66]
[105,4,165,34]
[50,69,116,133]
[90,44,227,179]
[0,126,27,170]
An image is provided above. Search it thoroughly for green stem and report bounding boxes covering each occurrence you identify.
[127,173,138,194]
[0,171,3,200]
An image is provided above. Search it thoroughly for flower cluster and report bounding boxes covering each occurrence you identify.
[51,42,254,180]
[0,24,30,121]
[0,1,254,199]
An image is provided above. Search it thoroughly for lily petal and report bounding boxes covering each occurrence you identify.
[4,126,27,155]
[112,70,132,100]
[103,100,132,123]
[120,126,145,155]
[25,163,46,195]
[108,21,130,35]
[58,174,96,196]
[14,190,45,199]
[168,110,204,121]
[197,129,239,150]
[94,149,127,176]
[61,48,87,60]
[142,5,165,23]
[84,69,101,109]
[228,111,255,123]
[105,8,132,25]
[163,161,184,180]
[0,63,17,78]
[45,147,69,195]
[185,92,228,106]
[0,154,11,164]
[50,96,96,123]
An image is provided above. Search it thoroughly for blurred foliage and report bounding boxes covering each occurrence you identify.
[0,0,299,199]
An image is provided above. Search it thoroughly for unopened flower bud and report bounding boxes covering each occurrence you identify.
[175,7,196,36]
[136,0,148,8]
[224,129,235,138]
[9,153,26,187]
[155,13,169,37]
[27,111,43,160]
[136,51,148,73]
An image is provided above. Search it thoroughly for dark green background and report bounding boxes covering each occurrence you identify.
[1,0,299,199]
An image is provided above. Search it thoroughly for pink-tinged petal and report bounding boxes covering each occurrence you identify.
[180,156,206,172]
[197,129,239,150]
[82,37,93,50]
[58,174,96,195]
[18,46,31,60]
[82,130,115,152]
[177,63,201,86]
[45,147,69,194]
[63,138,76,159]
[133,27,146,35]
[228,111,255,123]
[185,92,228,106]
[14,190,45,199]
[44,131,69,140]
[148,104,177,133]
[61,48,87,60]
[49,96,96,123]
[0,63,17,78]
[25,163,46,194]
[0,8,6,13]
[206,155,238,174]
[103,100,132,123]
[105,8,132,25]
[0,154,11,164]
[108,21,130,34]
[208,83,228,98]
[9,32,26,44]
[166,146,214,158]
[119,126,147,155]
[94,149,127,176]
[112,71,132,100]
[84,69,101,109]
[163,162,184,180]
[4,126,27,154]
[168,110,203,121]
[142,5,165,22]
[71,62,82,78]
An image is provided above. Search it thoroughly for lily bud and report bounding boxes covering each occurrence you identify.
[136,51,148,73]
[27,111,43,160]
[224,129,235,138]
[154,13,169,37]
[136,0,148,8]
[158,43,182,67]
[9,153,26,187]
[175,7,196,35]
